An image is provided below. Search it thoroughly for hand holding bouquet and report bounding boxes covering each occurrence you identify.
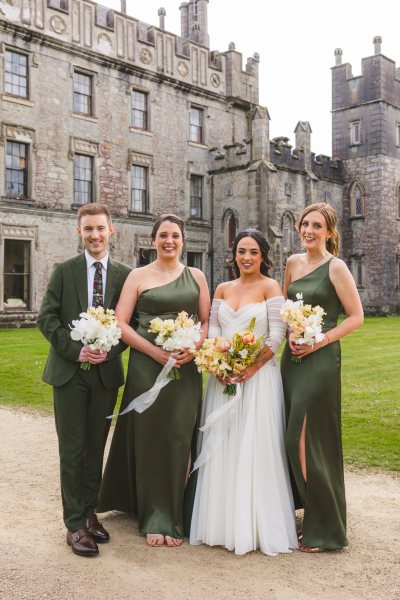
[149,311,202,380]
[194,317,265,395]
[69,306,122,370]
[280,292,326,362]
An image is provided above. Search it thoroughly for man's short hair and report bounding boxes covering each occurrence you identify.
[77,203,112,226]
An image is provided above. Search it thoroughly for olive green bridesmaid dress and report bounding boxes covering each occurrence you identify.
[280,259,348,549]
[97,268,202,538]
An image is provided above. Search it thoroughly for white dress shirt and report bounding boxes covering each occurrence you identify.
[85,249,108,308]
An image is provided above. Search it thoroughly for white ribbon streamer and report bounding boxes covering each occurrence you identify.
[107,355,177,418]
[192,382,242,472]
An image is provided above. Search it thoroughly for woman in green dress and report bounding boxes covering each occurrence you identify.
[280,203,363,553]
[97,214,210,547]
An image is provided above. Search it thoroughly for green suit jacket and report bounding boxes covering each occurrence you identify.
[37,253,132,390]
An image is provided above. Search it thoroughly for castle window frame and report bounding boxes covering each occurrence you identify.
[73,70,94,116]
[131,165,149,214]
[131,90,149,131]
[351,256,364,289]
[3,238,31,312]
[74,154,94,204]
[349,181,364,218]
[190,175,203,220]
[189,106,204,144]
[350,120,362,146]
[186,251,203,270]
[5,49,29,99]
[6,140,29,199]
[281,211,295,255]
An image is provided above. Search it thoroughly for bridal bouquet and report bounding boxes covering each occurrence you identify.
[281,292,326,362]
[149,311,202,380]
[69,306,122,370]
[194,317,265,396]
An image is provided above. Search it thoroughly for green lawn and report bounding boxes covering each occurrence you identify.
[0,317,399,471]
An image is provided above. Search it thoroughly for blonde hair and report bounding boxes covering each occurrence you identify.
[77,203,112,226]
[297,203,340,256]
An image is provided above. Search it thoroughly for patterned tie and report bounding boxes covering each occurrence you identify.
[93,262,103,307]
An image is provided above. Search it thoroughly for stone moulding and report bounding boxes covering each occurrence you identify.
[0,224,39,248]
[69,136,99,158]
[0,123,36,149]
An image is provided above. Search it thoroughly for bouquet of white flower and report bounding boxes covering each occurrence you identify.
[69,306,122,370]
[149,311,202,380]
[280,292,326,362]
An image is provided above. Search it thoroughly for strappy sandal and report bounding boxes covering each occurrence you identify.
[165,535,183,547]
[299,541,324,553]
[146,534,164,547]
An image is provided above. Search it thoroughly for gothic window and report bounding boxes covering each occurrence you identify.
[190,175,203,219]
[350,120,361,145]
[187,252,203,270]
[281,211,295,255]
[6,141,28,198]
[5,50,28,98]
[131,165,148,213]
[189,107,203,143]
[350,182,364,217]
[131,91,148,130]
[74,154,93,204]
[225,211,237,280]
[351,256,363,288]
[73,71,93,115]
[3,239,31,311]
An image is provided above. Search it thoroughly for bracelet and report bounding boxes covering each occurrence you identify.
[325,333,330,345]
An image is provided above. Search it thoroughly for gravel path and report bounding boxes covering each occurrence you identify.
[1,406,399,600]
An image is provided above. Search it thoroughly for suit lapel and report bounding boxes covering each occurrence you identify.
[72,253,88,312]
[104,257,119,308]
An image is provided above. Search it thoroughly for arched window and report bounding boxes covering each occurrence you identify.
[224,210,237,281]
[350,182,364,217]
[281,211,295,255]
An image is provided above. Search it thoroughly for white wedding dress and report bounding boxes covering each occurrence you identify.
[190,297,298,556]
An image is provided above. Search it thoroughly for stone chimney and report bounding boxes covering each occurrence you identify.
[373,36,382,55]
[295,121,312,169]
[120,0,126,14]
[251,106,270,162]
[179,0,209,48]
[334,48,343,66]
[158,7,166,30]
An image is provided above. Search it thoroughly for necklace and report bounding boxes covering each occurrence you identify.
[152,262,183,273]
[306,255,329,265]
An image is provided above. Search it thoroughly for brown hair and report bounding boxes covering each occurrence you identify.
[297,203,340,256]
[229,229,273,277]
[151,213,186,241]
[77,203,112,226]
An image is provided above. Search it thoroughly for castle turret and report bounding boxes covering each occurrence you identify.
[295,121,312,170]
[332,37,400,313]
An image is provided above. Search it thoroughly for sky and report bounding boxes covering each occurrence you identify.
[100,0,400,156]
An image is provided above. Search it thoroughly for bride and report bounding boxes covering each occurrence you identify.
[190,229,298,556]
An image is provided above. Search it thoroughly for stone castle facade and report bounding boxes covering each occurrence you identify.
[0,0,398,325]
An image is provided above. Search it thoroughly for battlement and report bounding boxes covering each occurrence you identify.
[269,138,344,182]
[0,0,258,103]
[332,37,400,111]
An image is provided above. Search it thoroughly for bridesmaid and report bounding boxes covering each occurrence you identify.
[280,203,363,553]
[97,214,210,547]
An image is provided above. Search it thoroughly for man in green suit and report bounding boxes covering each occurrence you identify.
[38,203,131,557]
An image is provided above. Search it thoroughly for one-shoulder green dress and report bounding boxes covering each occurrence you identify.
[97,268,202,538]
[280,259,347,549]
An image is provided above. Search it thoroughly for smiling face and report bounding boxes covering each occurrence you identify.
[154,220,184,259]
[235,236,263,275]
[299,210,331,253]
[77,213,114,260]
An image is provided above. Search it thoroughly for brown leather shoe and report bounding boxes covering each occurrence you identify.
[86,514,110,543]
[66,527,99,557]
